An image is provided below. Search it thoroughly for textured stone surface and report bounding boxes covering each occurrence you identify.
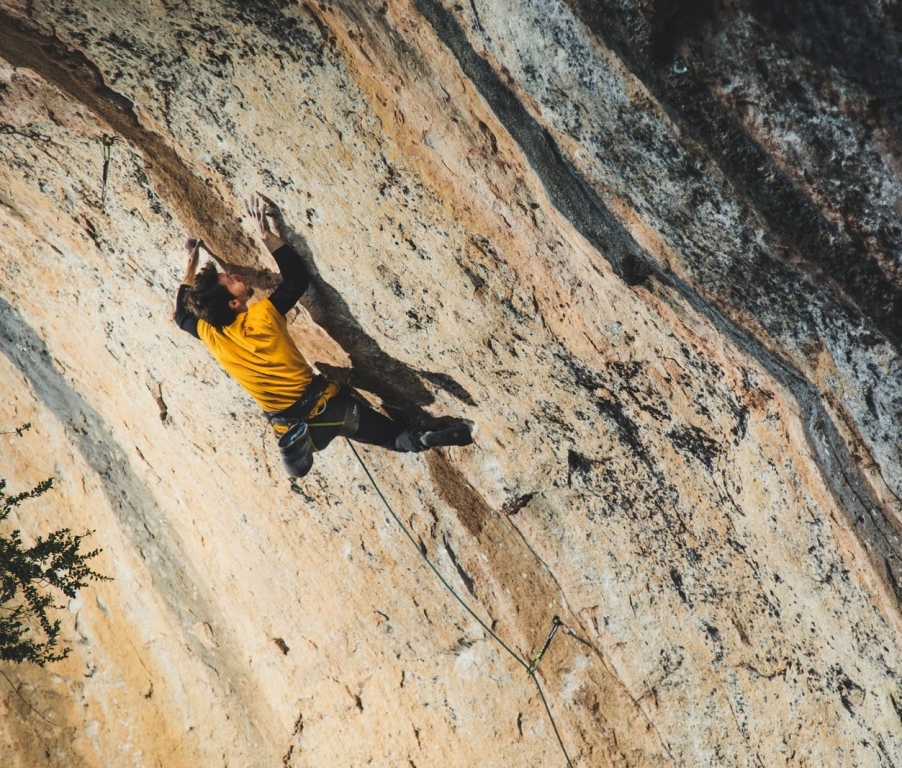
[1,0,901,765]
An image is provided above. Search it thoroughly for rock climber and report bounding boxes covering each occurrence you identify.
[173,194,472,477]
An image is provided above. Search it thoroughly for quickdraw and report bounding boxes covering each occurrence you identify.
[101,134,115,205]
[527,615,563,676]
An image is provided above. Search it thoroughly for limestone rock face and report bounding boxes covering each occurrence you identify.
[1,1,901,765]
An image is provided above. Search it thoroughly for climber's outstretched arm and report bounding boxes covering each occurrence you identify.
[246,194,311,315]
[173,238,201,338]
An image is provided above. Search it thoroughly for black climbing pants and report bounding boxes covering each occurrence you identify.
[307,387,409,452]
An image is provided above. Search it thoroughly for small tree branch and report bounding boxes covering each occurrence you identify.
[0,668,60,726]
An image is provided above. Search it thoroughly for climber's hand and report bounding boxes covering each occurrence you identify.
[246,194,272,238]
[182,237,201,285]
[246,193,285,252]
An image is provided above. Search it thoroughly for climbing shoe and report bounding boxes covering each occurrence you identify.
[419,422,474,448]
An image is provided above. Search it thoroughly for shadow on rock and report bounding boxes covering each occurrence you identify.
[260,196,476,424]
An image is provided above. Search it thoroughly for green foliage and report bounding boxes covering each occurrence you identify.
[0,476,110,666]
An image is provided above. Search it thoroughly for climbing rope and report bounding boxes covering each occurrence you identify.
[344,438,575,767]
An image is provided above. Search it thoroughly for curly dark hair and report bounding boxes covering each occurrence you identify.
[186,263,237,329]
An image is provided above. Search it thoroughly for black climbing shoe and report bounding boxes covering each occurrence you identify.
[419,422,474,448]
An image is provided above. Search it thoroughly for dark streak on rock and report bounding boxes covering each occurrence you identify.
[0,296,265,751]
[0,13,260,269]
[414,0,650,278]
[502,492,536,516]
[669,567,691,606]
[595,399,652,469]
[426,451,489,537]
[666,424,721,470]
[443,535,477,597]
[567,450,593,488]
[415,0,902,609]
[566,0,902,351]
[891,694,902,727]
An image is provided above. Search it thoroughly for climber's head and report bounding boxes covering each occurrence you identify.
[187,262,254,329]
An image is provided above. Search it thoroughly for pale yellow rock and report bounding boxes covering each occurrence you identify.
[1,1,901,767]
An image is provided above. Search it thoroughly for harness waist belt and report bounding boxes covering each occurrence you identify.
[264,374,329,426]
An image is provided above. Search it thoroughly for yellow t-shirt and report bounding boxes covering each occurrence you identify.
[197,298,332,414]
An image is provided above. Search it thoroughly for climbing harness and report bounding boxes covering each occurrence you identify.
[265,374,329,428]
[101,135,115,206]
[344,439,575,767]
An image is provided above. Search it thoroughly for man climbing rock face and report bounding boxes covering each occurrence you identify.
[174,194,473,476]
